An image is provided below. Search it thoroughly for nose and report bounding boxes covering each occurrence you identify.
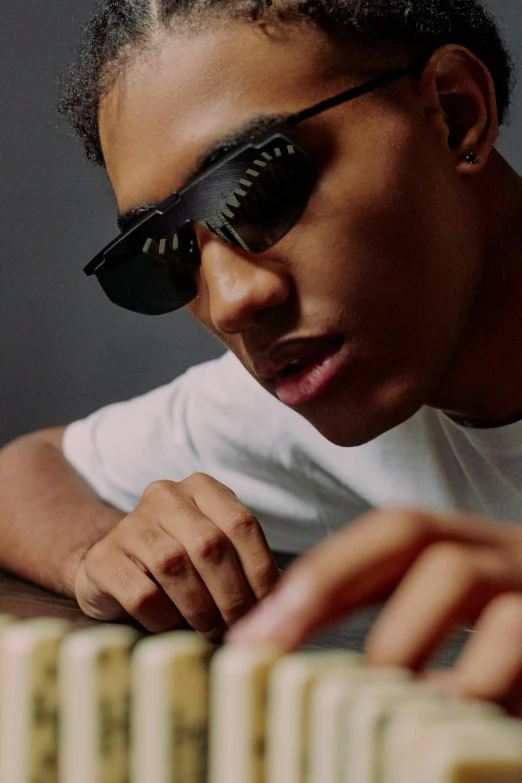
[199,234,292,334]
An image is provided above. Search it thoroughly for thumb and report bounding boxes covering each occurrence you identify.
[75,558,128,623]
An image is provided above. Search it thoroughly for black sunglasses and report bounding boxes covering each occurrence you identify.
[84,51,432,316]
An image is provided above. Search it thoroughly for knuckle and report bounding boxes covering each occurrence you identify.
[378,507,434,549]
[142,480,178,502]
[124,584,160,616]
[152,547,190,579]
[193,533,229,564]
[225,509,259,538]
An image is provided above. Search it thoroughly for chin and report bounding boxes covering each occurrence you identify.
[306,414,387,448]
[303,381,428,448]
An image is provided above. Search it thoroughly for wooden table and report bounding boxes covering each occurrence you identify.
[0,553,297,629]
[0,569,98,626]
[0,565,468,667]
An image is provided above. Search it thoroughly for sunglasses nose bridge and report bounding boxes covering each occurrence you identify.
[197,236,292,334]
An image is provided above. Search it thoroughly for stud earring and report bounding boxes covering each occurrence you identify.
[464,152,479,165]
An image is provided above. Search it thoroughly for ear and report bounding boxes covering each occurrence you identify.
[421,44,499,176]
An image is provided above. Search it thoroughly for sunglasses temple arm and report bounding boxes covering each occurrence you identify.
[287,51,433,128]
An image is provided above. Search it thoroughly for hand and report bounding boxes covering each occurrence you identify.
[75,474,280,640]
[227,507,522,714]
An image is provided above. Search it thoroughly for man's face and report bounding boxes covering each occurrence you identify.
[99,19,482,446]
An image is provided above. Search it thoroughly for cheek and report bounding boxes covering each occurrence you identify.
[297,113,479,344]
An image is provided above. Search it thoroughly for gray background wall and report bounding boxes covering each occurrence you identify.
[0,0,520,446]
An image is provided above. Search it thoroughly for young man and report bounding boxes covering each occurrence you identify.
[1,0,522,710]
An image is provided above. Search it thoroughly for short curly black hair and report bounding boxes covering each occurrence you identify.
[58,0,517,167]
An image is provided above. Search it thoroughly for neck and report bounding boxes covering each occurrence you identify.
[429,150,522,427]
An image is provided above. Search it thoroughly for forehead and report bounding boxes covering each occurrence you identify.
[99,21,372,214]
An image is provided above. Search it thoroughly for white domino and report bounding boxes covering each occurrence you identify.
[209,645,281,783]
[0,615,520,783]
[266,650,363,783]
[345,679,444,783]
[398,718,522,783]
[383,699,507,783]
[0,617,71,783]
[309,666,410,783]
[130,632,213,783]
[59,624,140,783]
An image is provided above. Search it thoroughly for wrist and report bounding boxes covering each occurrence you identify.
[60,546,90,599]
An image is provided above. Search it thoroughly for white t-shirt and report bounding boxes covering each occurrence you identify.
[62,350,522,554]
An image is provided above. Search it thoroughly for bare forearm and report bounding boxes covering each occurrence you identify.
[0,430,125,598]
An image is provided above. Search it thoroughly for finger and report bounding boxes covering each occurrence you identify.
[78,545,183,634]
[183,474,280,600]
[365,542,509,670]
[75,555,129,622]
[431,592,522,715]
[141,480,257,626]
[227,508,435,648]
[226,507,522,650]
[159,497,258,626]
[123,522,227,640]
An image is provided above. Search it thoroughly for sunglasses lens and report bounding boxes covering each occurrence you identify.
[97,225,199,315]
[88,138,312,314]
[205,140,313,253]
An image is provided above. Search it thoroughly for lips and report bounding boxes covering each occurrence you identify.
[254,334,344,382]
[274,347,347,407]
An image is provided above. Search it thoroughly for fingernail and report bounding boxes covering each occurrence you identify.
[227,580,310,646]
[227,599,288,645]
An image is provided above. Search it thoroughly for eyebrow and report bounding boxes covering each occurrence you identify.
[117,111,290,232]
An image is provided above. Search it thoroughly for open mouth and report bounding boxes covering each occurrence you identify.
[279,359,309,378]
[274,336,346,408]
[277,334,345,380]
